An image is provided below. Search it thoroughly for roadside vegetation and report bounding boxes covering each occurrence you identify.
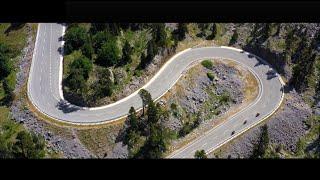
[201,59,214,69]
[193,23,320,159]
[0,23,28,106]
[295,115,320,158]
[194,149,207,159]
[121,89,173,158]
[31,23,320,159]
[63,23,187,107]
[0,107,45,158]
[61,23,320,159]
[250,124,270,159]
[0,23,46,159]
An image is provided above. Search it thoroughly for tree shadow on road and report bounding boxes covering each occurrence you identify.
[57,47,63,55]
[254,60,265,67]
[266,69,278,80]
[56,99,82,113]
[58,36,63,42]
[247,54,255,59]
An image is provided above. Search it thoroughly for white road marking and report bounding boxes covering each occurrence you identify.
[27,24,284,158]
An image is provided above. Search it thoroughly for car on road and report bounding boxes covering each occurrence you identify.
[256,113,260,117]
[243,120,247,125]
[231,131,235,135]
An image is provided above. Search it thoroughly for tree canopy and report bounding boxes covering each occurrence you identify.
[64,26,87,55]
[96,37,120,67]
[194,149,207,159]
[120,40,132,65]
[0,43,13,79]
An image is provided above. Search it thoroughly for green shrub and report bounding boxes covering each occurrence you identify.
[207,72,214,81]
[201,60,214,69]
[64,26,87,55]
[96,39,120,67]
[229,30,238,45]
[219,93,230,103]
[170,103,177,110]
[194,149,207,159]
[178,122,193,137]
[133,70,143,77]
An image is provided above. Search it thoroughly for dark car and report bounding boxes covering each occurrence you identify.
[231,131,235,135]
[256,113,260,117]
[243,120,247,125]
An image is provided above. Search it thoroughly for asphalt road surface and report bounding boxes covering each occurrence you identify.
[27,23,284,158]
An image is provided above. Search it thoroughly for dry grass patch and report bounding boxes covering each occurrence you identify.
[75,122,124,157]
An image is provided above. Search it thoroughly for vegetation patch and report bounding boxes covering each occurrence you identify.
[201,59,214,70]
[0,23,28,105]
[121,90,173,158]
[76,123,124,157]
[0,106,46,158]
[62,23,187,107]
[295,115,320,158]
[206,72,215,81]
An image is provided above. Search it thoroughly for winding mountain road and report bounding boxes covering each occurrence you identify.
[27,23,284,158]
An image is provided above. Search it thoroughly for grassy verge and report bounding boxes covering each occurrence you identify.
[0,23,64,158]
[0,23,28,102]
[0,23,28,57]
[0,106,23,140]
[75,123,124,157]
[0,23,28,128]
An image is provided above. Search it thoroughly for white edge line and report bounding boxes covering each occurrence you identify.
[87,47,193,110]
[167,46,285,158]
[59,25,66,100]
[27,26,284,128]
[167,52,264,158]
[27,23,41,113]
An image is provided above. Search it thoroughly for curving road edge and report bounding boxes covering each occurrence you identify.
[168,46,285,158]
[27,23,284,158]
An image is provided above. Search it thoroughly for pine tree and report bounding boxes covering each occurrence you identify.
[138,89,152,116]
[121,40,132,65]
[12,131,45,159]
[175,23,188,41]
[152,23,167,48]
[64,25,87,54]
[139,52,147,69]
[194,150,207,159]
[251,124,269,159]
[229,30,239,45]
[147,100,158,125]
[81,36,94,59]
[206,23,217,40]
[128,107,138,131]
[147,39,157,62]
[96,38,120,67]
[0,43,13,79]
[106,23,120,36]
[139,39,157,69]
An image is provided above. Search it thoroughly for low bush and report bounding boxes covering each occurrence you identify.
[207,72,214,81]
[201,60,214,70]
